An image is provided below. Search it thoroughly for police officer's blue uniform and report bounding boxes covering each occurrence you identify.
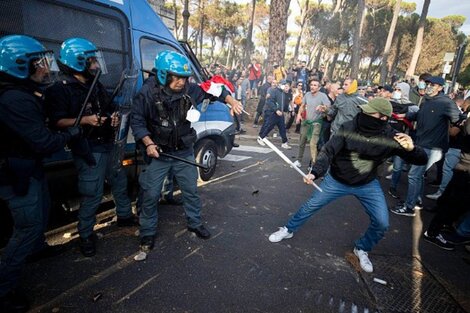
[0,35,78,312]
[44,38,133,257]
[131,51,231,250]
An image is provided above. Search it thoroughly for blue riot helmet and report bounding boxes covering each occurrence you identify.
[154,50,192,85]
[0,34,59,81]
[59,38,107,76]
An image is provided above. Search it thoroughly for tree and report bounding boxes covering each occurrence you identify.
[292,0,312,63]
[405,0,430,78]
[380,0,401,84]
[245,0,257,64]
[267,0,291,70]
[457,63,470,88]
[350,0,366,79]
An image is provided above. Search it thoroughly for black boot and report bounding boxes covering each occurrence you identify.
[140,236,155,252]
[79,234,96,257]
[187,225,211,239]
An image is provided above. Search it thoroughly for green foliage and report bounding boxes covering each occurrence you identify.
[457,63,470,87]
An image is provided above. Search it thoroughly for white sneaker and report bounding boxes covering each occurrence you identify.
[353,248,373,273]
[425,191,442,200]
[281,143,292,149]
[257,136,266,146]
[293,160,301,168]
[385,174,392,180]
[268,226,293,242]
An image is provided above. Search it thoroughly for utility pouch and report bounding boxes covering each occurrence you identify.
[179,128,197,149]
[7,157,36,196]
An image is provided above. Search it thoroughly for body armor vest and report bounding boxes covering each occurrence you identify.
[149,85,197,152]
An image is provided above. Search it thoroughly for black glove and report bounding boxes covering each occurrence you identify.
[67,126,83,139]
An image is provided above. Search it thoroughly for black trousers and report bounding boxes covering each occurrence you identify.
[427,169,470,236]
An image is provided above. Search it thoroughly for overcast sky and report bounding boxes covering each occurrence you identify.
[414,0,470,35]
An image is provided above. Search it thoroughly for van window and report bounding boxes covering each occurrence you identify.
[0,0,130,88]
[140,37,200,83]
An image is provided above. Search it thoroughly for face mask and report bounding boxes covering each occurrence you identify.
[425,86,435,96]
[357,112,388,136]
[186,105,200,123]
[418,81,426,89]
[391,91,401,100]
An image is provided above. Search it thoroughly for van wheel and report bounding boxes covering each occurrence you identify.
[195,139,218,181]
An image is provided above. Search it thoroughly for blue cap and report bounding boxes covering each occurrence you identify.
[428,76,445,86]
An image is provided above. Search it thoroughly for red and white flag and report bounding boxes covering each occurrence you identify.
[200,75,235,97]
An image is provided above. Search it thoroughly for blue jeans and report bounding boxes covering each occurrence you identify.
[138,155,202,237]
[74,151,132,238]
[259,111,288,143]
[437,148,461,194]
[405,148,442,209]
[390,156,404,189]
[285,174,389,252]
[0,177,49,297]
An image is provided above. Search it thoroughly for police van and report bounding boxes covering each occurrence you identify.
[0,0,237,242]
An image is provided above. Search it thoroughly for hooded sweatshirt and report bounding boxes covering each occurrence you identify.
[394,82,411,104]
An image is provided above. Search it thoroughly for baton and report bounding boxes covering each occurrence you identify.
[262,138,323,192]
[74,69,102,127]
[159,152,209,169]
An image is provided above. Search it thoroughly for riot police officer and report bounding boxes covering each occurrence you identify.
[0,35,81,313]
[131,50,242,251]
[45,38,135,258]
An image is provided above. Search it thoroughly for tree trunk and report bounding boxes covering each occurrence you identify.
[267,0,291,71]
[405,0,430,78]
[313,47,323,70]
[245,0,257,64]
[210,37,216,61]
[182,0,190,41]
[293,0,310,62]
[379,0,401,85]
[198,0,205,59]
[350,0,366,79]
[365,57,374,81]
[328,52,339,80]
[391,35,403,76]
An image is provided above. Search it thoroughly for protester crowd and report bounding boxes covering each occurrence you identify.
[208,57,470,265]
[1,32,469,312]
[237,61,469,267]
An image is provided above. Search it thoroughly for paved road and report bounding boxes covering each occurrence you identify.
[20,136,470,313]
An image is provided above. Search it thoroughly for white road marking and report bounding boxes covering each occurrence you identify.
[233,145,273,154]
[220,154,252,162]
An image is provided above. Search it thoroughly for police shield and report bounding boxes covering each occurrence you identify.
[111,63,139,171]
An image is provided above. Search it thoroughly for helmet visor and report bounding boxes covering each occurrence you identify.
[85,50,108,75]
[29,50,59,84]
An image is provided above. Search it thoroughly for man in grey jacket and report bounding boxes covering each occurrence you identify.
[328,78,364,136]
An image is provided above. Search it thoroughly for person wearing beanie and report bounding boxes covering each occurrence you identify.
[328,78,365,137]
[268,97,428,273]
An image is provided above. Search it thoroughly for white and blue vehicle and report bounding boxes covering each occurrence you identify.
[0,0,237,241]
